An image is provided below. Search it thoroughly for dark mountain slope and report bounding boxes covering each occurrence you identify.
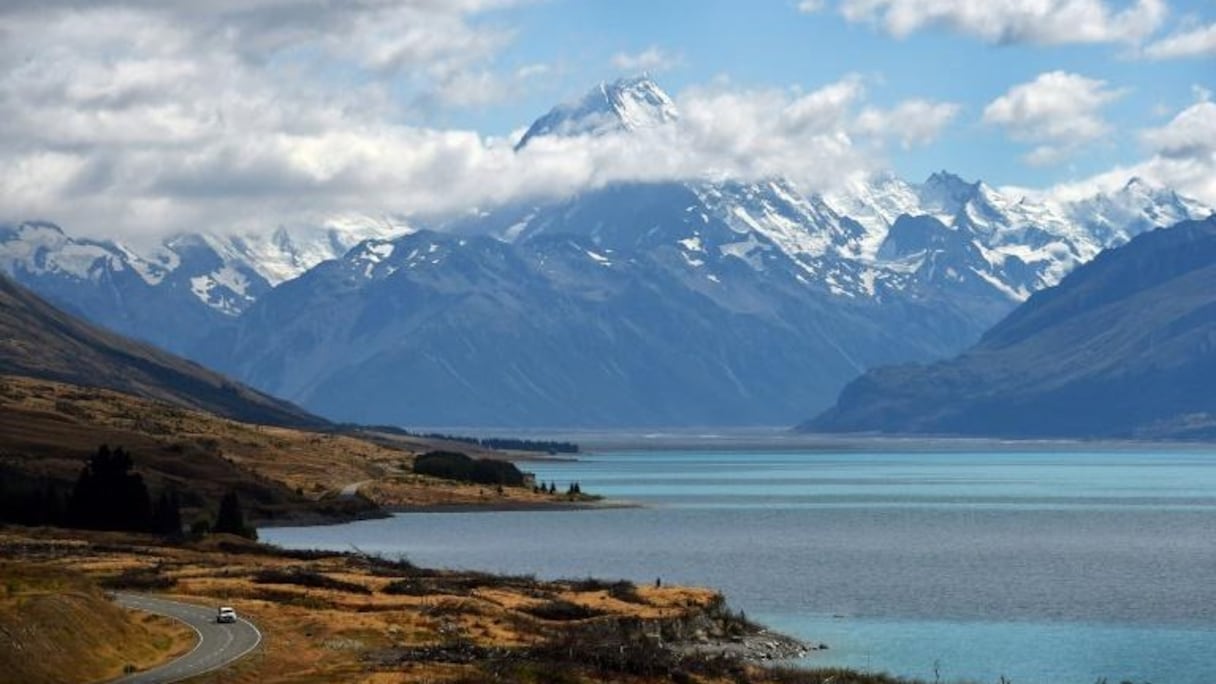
[0,274,323,428]
[201,197,993,427]
[803,216,1216,439]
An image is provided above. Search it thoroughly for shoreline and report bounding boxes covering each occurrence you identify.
[246,502,817,664]
[386,498,641,514]
[257,496,641,528]
[1,526,822,683]
[455,427,1216,454]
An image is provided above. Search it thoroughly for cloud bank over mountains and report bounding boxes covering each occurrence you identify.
[1047,97,1216,203]
[0,0,1212,242]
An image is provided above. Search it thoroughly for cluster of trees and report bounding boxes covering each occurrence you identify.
[414,431,579,454]
[532,481,583,496]
[412,451,527,486]
[474,437,579,455]
[213,490,257,540]
[66,445,167,532]
[0,445,254,539]
[0,467,66,527]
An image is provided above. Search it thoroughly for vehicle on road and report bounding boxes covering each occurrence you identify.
[216,606,236,623]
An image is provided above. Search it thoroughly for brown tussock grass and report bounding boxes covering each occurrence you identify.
[0,561,195,683]
[0,528,735,683]
[0,375,590,521]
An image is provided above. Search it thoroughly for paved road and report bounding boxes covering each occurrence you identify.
[112,593,262,683]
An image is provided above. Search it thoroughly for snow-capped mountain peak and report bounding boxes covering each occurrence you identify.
[214,217,411,287]
[918,170,982,218]
[605,75,679,128]
[1063,176,1210,246]
[0,220,152,284]
[515,75,678,150]
[6,74,1214,411]
[1,213,411,325]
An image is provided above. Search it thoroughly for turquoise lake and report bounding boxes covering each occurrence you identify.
[262,448,1216,683]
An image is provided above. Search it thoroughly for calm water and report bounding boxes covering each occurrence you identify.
[263,450,1216,683]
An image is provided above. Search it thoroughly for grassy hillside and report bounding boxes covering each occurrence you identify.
[0,375,588,524]
[0,561,193,683]
[0,273,322,428]
[0,527,961,683]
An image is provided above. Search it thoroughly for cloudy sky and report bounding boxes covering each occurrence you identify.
[0,0,1212,241]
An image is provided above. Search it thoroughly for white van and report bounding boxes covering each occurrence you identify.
[216,606,237,624]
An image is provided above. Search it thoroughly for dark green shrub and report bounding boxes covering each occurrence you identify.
[412,451,526,486]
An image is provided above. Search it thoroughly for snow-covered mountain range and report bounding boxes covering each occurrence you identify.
[0,217,407,355]
[3,77,1210,425]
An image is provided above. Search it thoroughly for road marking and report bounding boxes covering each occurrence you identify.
[232,616,264,665]
[112,593,262,683]
[117,594,205,678]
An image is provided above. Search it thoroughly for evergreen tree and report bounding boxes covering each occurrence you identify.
[33,481,63,526]
[190,517,211,539]
[0,471,63,527]
[68,445,152,531]
[152,490,183,536]
[213,490,256,539]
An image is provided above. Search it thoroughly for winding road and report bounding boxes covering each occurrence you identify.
[112,593,262,683]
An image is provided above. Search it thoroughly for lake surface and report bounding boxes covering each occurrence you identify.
[263,449,1216,683]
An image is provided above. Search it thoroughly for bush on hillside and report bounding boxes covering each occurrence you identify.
[412,451,526,486]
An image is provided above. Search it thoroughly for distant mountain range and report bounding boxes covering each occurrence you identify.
[2,77,1211,427]
[0,218,403,357]
[0,273,322,427]
[804,216,1216,439]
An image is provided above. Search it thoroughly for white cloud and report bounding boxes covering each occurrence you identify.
[1047,99,1216,205]
[797,0,826,12]
[0,3,966,242]
[836,0,1168,45]
[855,100,961,148]
[1142,100,1216,160]
[983,71,1126,166]
[0,1,527,239]
[662,80,871,184]
[1143,22,1216,59]
[515,63,552,79]
[610,47,682,73]
[512,79,956,193]
[1022,145,1075,167]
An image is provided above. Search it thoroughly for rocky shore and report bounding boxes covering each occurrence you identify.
[679,628,818,662]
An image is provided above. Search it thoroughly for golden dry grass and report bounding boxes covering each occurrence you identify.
[0,375,588,519]
[0,561,195,683]
[0,528,729,684]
